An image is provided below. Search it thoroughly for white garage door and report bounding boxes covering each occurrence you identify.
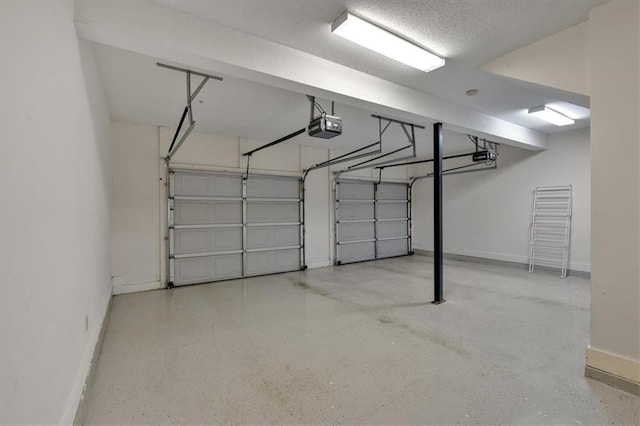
[169,170,302,286]
[335,180,410,264]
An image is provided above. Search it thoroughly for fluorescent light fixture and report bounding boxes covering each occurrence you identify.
[528,105,575,126]
[332,11,445,73]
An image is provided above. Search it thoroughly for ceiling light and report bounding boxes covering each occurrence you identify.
[331,11,445,73]
[528,105,575,126]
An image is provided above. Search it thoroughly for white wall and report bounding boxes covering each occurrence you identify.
[412,128,590,272]
[482,21,590,96]
[587,0,639,383]
[111,121,407,293]
[479,0,639,388]
[111,122,162,293]
[0,3,112,425]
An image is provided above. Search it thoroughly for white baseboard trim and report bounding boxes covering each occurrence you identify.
[61,284,112,425]
[306,260,332,269]
[586,346,640,385]
[413,245,591,273]
[113,280,162,295]
[413,248,590,278]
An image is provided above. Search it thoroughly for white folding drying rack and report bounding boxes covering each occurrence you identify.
[528,185,572,278]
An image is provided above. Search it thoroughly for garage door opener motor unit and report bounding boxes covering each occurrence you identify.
[308,113,342,139]
[307,95,342,139]
[472,150,497,162]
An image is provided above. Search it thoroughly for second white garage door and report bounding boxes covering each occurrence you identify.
[169,170,302,286]
[335,180,411,264]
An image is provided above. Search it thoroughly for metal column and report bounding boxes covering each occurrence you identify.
[432,122,445,304]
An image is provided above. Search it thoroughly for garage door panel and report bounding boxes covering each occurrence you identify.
[174,254,243,285]
[338,222,375,242]
[337,202,375,221]
[174,172,242,197]
[174,200,242,225]
[247,225,299,249]
[377,183,407,200]
[246,176,299,199]
[376,220,408,239]
[174,228,242,254]
[244,175,301,275]
[377,202,408,220]
[337,181,374,200]
[377,238,409,258]
[247,201,299,223]
[338,241,375,263]
[246,249,300,276]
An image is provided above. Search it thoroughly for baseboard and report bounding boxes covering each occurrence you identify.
[60,285,112,425]
[72,293,113,425]
[306,260,332,269]
[113,279,162,295]
[413,248,591,278]
[585,346,640,395]
[585,366,640,396]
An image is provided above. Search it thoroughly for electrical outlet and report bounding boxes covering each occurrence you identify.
[85,315,89,332]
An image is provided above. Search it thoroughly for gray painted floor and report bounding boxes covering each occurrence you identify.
[82,256,639,425]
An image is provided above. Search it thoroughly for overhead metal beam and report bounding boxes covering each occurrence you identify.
[371,114,425,129]
[157,62,223,82]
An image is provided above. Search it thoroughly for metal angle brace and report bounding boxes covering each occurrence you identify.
[468,134,498,153]
[158,63,223,161]
[335,115,424,177]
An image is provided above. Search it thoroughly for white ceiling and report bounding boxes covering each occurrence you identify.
[93,1,600,157]
[156,0,597,131]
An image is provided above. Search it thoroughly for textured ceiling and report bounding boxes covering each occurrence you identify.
[93,0,601,153]
[156,0,599,132]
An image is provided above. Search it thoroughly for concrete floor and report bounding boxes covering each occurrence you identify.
[81,256,639,425]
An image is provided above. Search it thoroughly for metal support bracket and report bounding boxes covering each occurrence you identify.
[335,115,424,176]
[158,63,223,161]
